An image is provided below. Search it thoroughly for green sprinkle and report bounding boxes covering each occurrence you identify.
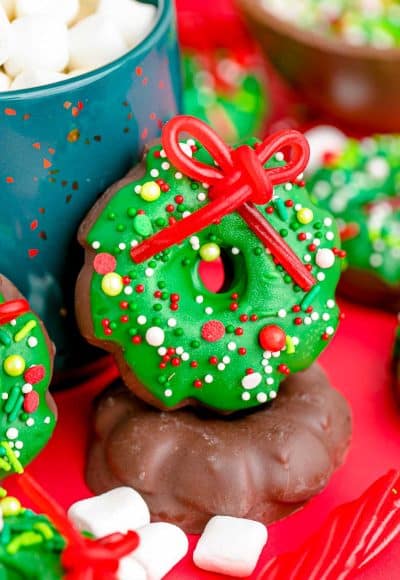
[153,304,162,311]
[108,212,116,220]
[116,224,126,232]
[313,221,322,230]
[301,284,321,310]
[208,234,217,242]
[7,532,43,554]
[190,340,200,348]
[149,260,157,268]
[127,207,137,217]
[5,387,21,414]
[8,395,24,422]
[109,322,117,330]
[158,376,167,384]
[226,324,235,333]
[33,522,54,540]
[190,182,199,190]
[158,281,166,289]
[133,214,153,237]
[14,320,37,343]
[0,458,11,472]
[280,229,288,238]
[253,247,263,256]
[0,330,11,347]
[152,317,162,326]
[181,258,191,266]
[128,328,138,336]
[286,335,295,354]
[274,197,288,221]
[2,442,23,474]
[155,217,166,227]
[174,328,184,336]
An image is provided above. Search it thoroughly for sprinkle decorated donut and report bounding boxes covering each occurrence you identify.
[307,130,400,311]
[0,275,56,476]
[77,116,343,413]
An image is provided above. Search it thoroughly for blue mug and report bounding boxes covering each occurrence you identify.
[0,0,181,371]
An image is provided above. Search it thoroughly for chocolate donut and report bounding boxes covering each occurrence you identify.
[86,364,352,533]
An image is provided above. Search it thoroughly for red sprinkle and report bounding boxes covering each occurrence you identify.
[294,317,303,325]
[135,284,145,293]
[238,347,247,355]
[235,328,243,336]
[193,379,202,388]
[201,320,225,342]
[292,305,301,312]
[23,391,39,413]
[259,325,286,352]
[93,253,116,275]
[24,365,45,385]
[230,303,239,311]
[209,356,218,365]
[298,233,307,241]
[132,335,142,344]
[239,314,249,322]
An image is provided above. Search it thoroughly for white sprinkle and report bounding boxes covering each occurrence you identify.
[241,392,251,401]
[26,418,35,427]
[222,356,230,364]
[1,393,8,400]
[182,211,191,218]
[217,363,226,371]
[292,337,299,346]
[176,347,184,355]
[324,217,333,226]
[130,240,138,247]
[145,268,154,277]
[322,313,330,321]
[44,417,51,424]
[164,389,173,397]
[317,272,326,281]
[295,203,302,211]
[118,242,126,250]
[269,390,277,399]
[366,157,389,180]
[158,347,167,356]
[313,238,321,247]
[161,162,170,171]
[197,192,206,202]
[327,299,335,309]
[179,142,193,157]
[175,172,183,180]
[167,318,177,328]
[306,232,312,240]
[186,139,196,147]
[181,352,190,361]
[266,378,274,385]
[241,372,262,390]
[263,351,272,359]
[326,326,335,335]
[205,307,213,315]
[160,149,167,158]
[137,315,147,325]
[28,337,38,348]
[275,152,284,162]
[311,312,320,321]
[370,253,383,268]
[14,451,20,458]
[15,441,23,450]
[316,248,335,269]
[227,341,237,351]
[195,295,204,304]
[134,185,142,193]
[272,351,280,358]
[91,241,100,250]
[231,247,240,255]
[6,428,18,440]
[257,392,268,403]
[285,183,293,191]
[278,309,286,318]
[10,320,16,326]
[124,286,133,295]
[145,327,164,347]
[264,365,273,374]
[304,316,312,325]
[304,254,311,262]
[204,374,214,384]
[22,383,32,394]
[325,232,334,241]
[150,169,159,178]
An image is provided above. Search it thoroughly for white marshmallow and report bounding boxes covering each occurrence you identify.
[5,15,69,77]
[97,0,156,49]
[118,557,147,580]
[0,71,11,90]
[10,69,67,90]
[68,13,127,70]
[0,5,11,66]
[193,516,268,578]
[15,0,79,24]
[304,125,347,174]
[125,523,189,580]
[0,0,14,19]
[74,0,98,23]
[67,487,150,538]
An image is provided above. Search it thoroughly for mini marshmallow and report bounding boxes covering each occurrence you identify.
[68,13,127,70]
[10,69,67,90]
[97,0,157,49]
[304,125,347,174]
[118,557,147,580]
[124,523,189,580]
[67,487,150,538]
[193,516,268,578]
[0,71,11,91]
[0,0,14,19]
[15,0,79,25]
[0,5,11,66]
[5,15,69,77]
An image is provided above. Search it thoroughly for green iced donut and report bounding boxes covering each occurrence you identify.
[77,138,343,412]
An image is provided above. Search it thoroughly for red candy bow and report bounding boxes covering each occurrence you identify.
[131,115,316,291]
[0,299,30,325]
[17,472,139,580]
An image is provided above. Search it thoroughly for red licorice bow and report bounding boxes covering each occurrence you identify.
[0,299,30,325]
[131,115,316,292]
[259,470,400,579]
[16,472,139,580]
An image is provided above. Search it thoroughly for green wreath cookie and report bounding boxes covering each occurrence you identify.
[0,275,56,477]
[77,117,343,413]
[307,132,400,311]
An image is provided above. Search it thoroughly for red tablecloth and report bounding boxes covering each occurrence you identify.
[9,298,399,579]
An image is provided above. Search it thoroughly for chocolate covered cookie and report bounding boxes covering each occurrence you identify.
[86,364,352,533]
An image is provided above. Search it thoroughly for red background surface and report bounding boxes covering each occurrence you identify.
[7,0,400,577]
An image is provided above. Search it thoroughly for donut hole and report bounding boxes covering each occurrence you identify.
[198,250,236,293]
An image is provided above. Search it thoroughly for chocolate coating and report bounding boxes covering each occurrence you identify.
[339,269,400,313]
[87,364,352,533]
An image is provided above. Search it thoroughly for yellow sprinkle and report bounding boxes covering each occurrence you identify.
[6,532,43,554]
[14,320,37,343]
[101,273,123,297]
[0,458,11,472]
[1,496,21,516]
[140,181,161,202]
[0,487,7,498]
[199,243,221,262]
[2,442,24,474]
[286,335,295,354]
[34,522,54,540]
[3,355,25,377]
[297,207,314,225]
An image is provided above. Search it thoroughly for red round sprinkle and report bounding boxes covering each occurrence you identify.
[238,347,247,355]
[122,276,131,285]
[120,315,129,323]
[266,206,274,214]
[297,233,307,241]
[193,379,202,388]
[246,368,254,375]
[292,305,301,312]
[171,357,180,367]
[161,184,170,193]
[322,332,329,341]
[24,365,45,385]
[23,391,39,413]
[162,355,170,362]
[159,362,166,368]
[174,195,184,204]
[308,244,317,252]
[230,303,239,311]
[93,253,117,275]
[166,204,174,213]
[239,314,248,322]
[209,356,218,365]
[190,361,198,368]
[294,317,303,325]
[258,325,286,352]
[135,284,145,293]
[231,293,239,300]
[170,303,179,311]
[285,200,294,207]
[167,347,175,355]
[119,301,129,309]
[235,327,243,336]
[104,328,112,336]
[250,314,258,321]
[278,363,290,374]
[170,293,180,302]
[201,320,225,342]
[132,335,142,344]
[305,306,313,313]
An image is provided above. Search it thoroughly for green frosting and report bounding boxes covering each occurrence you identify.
[308,134,400,287]
[0,503,64,579]
[0,294,56,477]
[183,50,268,144]
[81,140,342,412]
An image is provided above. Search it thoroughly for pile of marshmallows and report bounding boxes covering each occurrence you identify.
[0,0,157,91]
[68,487,269,579]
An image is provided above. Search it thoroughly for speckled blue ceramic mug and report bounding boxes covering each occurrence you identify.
[0,0,181,370]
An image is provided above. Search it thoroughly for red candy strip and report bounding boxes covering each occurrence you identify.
[131,115,315,292]
[16,472,139,580]
[0,299,30,325]
[260,470,400,579]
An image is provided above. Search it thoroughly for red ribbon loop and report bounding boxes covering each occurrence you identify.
[131,115,315,291]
